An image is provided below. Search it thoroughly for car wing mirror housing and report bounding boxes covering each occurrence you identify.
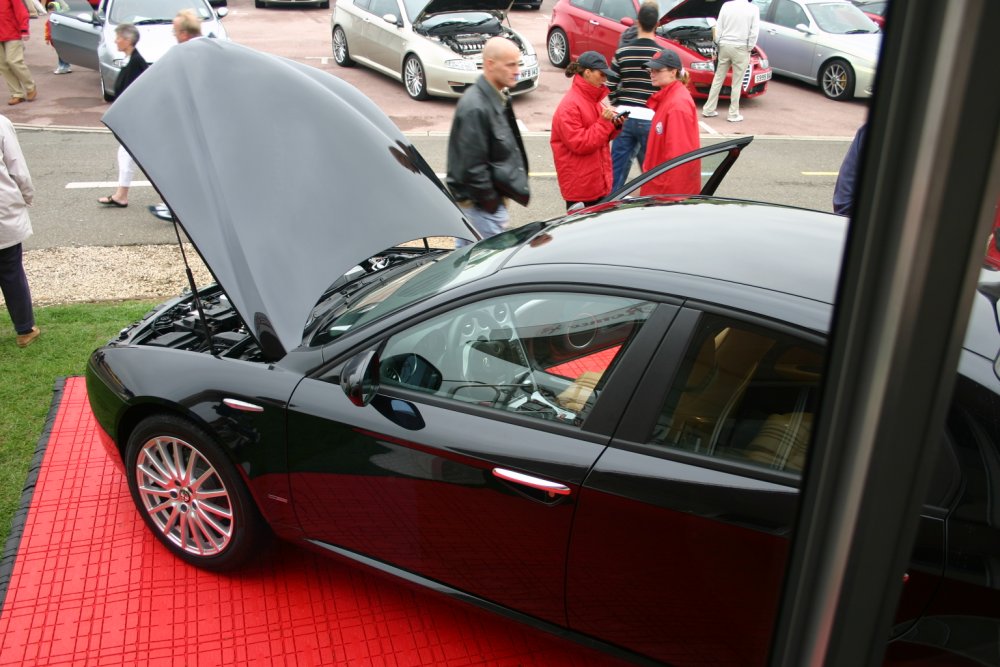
[382,13,400,26]
[341,349,380,407]
[796,23,816,35]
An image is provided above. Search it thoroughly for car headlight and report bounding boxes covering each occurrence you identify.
[689,61,714,72]
[521,53,537,68]
[444,59,478,71]
[759,58,769,69]
[113,57,127,67]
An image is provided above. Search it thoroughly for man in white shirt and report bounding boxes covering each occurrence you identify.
[701,0,759,122]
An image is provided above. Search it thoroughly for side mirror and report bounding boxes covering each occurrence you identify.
[620,16,634,27]
[795,23,816,35]
[382,13,400,26]
[341,349,380,406]
[216,7,229,17]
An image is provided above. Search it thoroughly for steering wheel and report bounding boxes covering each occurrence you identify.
[444,302,513,380]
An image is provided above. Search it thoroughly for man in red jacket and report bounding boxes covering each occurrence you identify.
[0,0,36,105]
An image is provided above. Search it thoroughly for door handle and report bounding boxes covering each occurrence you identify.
[492,468,571,496]
[223,398,264,413]
[589,19,600,25]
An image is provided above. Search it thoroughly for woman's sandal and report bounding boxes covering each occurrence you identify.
[98,194,128,208]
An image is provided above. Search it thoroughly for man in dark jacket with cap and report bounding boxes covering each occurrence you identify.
[446,37,529,245]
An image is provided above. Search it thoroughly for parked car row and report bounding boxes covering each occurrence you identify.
[45,0,883,104]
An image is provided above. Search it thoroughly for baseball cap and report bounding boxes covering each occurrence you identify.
[577,51,614,76]
[645,49,682,70]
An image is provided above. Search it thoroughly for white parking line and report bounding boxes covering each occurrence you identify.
[66,181,152,189]
[700,121,718,135]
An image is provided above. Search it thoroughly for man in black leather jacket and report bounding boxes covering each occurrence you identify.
[446,37,530,245]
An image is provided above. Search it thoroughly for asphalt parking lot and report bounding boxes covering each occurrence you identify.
[4,0,865,254]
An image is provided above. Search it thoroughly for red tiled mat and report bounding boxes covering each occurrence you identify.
[0,377,631,667]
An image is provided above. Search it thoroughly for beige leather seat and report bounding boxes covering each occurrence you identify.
[743,412,813,472]
[665,327,775,452]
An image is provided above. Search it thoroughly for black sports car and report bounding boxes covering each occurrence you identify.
[87,39,1000,666]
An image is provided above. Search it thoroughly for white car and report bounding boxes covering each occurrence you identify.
[331,0,539,100]
[751,0,880,100]
[49,0,229,102]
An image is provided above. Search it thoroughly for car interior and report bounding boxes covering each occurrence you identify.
[379,293,655,426]
[653,316,824,472]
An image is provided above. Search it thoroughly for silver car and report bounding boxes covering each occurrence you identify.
[49,0,229,102]
[751,0,880,100]
[331,0,539,100]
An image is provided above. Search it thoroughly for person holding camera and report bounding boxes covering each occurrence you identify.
[550,51,623,211]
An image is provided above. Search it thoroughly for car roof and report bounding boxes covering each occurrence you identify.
[504,198,847,305]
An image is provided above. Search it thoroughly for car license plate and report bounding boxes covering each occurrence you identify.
[755,71,772,84]
[518,66,538,81]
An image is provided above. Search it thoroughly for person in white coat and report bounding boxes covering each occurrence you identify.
[0,113,38,347]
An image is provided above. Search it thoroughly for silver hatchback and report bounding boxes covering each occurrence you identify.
[752,0,880,100]
[49,0,229,101]
[331,0,539,100]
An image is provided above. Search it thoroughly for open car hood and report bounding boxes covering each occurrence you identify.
[417,0,513,19]
[664,0,726,21]
[103,39,475,360]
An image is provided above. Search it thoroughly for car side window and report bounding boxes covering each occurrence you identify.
[368,0,397,18]
[772,0,808,28]
[751,0,773,18]
[379,292,655,426]
[597,0,636,23]
[650,315,824,473]
[571,0,600,12]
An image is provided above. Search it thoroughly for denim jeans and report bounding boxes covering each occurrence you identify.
[611,117,652,193]
[455,203,508,248]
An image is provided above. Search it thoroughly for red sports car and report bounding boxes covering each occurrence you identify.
[546,0,772,101]
[850,0,886,28]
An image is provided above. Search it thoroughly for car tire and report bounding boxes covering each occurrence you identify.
[547,28,570,68]
[320,0,329,7]
[333,26,355,67]
[101,76,113,103]
[820,58,855,101]
[403,54,429,101]
[125,415,268,572]
[255,0,265,7]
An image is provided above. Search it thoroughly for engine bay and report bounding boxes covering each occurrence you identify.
[122,288,265,362]
[417,13,526,56]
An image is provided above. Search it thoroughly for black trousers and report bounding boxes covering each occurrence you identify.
[0,243,34,334]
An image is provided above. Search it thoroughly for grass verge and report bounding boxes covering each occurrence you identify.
[0,300,155,547]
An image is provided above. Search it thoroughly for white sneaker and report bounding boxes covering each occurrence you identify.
[53,66,72,74]
[702,110,718,118]
[727,114,744,122]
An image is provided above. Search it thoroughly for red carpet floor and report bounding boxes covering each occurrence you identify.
[0,377,630,666]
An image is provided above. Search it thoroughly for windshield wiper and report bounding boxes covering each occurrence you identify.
[844,28,874,34]
[132,18,173,25]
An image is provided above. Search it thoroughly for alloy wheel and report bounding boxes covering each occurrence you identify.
[547,29,569,68]
[404,56,427,100]
[134,434,235,557]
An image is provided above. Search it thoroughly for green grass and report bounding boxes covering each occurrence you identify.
[0,300,155,548]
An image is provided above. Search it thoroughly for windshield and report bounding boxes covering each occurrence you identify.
[401,0,427,22]
[318,223,543,343]
[110,0,211,23]
[810,2,878,33]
